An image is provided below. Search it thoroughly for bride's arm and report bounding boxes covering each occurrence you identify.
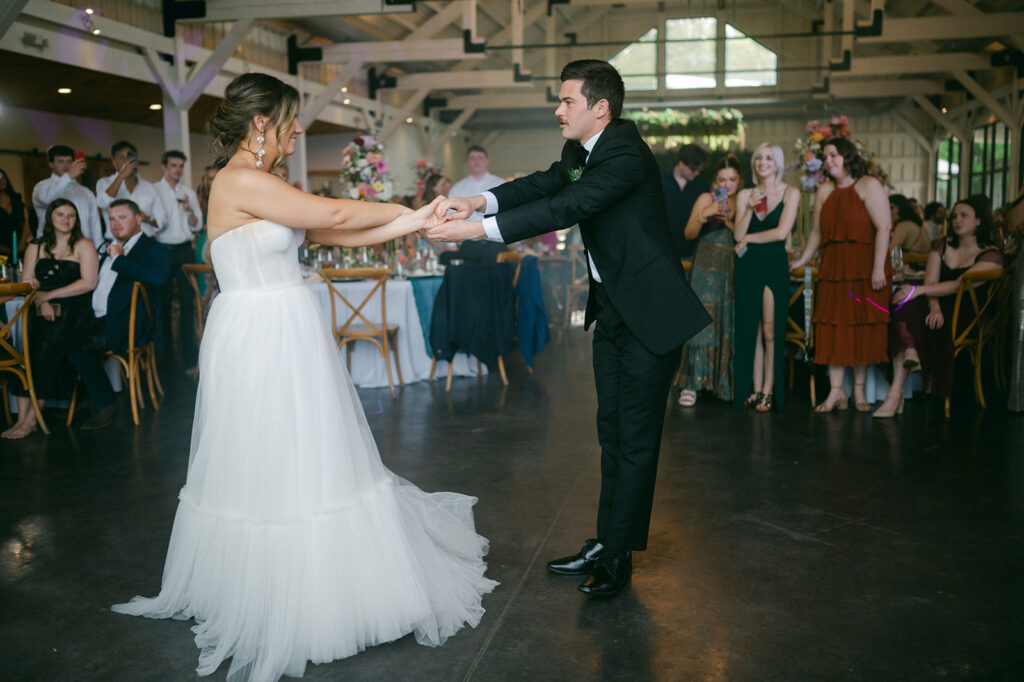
[307,197,444,247]
[221,169,409,232]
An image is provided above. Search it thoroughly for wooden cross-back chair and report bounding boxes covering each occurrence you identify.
[320,267,403,397]
[0,284,49,434]
[181,263,219,346]
[67,281,163,426]
[946,267,1006,417]
[785,266,818,406]
[562,244,589,326]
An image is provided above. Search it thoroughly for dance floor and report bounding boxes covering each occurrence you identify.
[2,328,1022,680]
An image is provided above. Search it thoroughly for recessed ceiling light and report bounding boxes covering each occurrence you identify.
[405,117,413,123]
[92,28,101,35]
[149,104,162,110]
[940,107,947,114]
[57,87,71,94]
[85,8,94,15]
[343,98,351,105]
[340,86,348,93]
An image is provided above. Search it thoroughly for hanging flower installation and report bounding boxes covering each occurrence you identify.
[623,107,744,151]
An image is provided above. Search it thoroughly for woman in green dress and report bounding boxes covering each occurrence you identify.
[677,155,742,406]
[732,143,801,411]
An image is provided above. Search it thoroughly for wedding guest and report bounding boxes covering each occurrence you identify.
[875,194,1004,417]
[153,150,204,366]
[2,199,98,439]
[32,145,104,247]
[889,194,930,253]
[0,167,29,260]
[923,201,947,241]
[662,144,710,261]
[1006,186,1024,412]
[676,155,741,406]
[194,165,219,265]
[449,146,504,221]
[67,199,170,430]
[95,141,167,240]
[733,143,801,411]
[418,173,456,253]
[790,137,892,413]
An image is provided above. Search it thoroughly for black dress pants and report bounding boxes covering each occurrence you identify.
[591,283,680,554]
[155,242,196,364]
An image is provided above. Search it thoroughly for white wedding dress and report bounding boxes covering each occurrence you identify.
[112,220,497,681]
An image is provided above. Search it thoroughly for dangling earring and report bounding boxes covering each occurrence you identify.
[255,131,266,168]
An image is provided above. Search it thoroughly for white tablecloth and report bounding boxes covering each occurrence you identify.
[307,279,482,389]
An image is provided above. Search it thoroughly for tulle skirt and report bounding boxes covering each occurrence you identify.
[112,282,497,682]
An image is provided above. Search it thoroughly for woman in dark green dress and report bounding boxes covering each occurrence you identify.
[676,155,742,406]
[732,143,801,411]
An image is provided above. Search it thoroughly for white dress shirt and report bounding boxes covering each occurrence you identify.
[482,130,604,281]
[92,231,143,318]
[95,173,167,241]
[153,177,203,245]
[32,173,104,247]
[449,172,505,222]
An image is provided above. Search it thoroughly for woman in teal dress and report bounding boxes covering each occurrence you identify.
[676,155,742,406]
[732,142,801,411]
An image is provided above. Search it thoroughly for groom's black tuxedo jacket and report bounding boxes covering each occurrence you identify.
[99,234,170,353]
[489,118,710,356]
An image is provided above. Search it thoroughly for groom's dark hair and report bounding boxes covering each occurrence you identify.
[560,59,624,119]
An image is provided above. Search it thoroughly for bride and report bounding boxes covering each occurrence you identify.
[111,73,497,682]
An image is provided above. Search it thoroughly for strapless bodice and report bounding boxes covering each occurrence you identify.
[210,220,306,292]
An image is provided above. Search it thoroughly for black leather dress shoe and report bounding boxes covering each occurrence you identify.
[547,538,604,576]
[577,552,631,597]
[81,401,118,431]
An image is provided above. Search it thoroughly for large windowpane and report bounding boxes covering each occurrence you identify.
[665,17,716,89]
[969,122,1009,208]
[724,24,777,87]
[609,28,658,91]
[934,137,960,208]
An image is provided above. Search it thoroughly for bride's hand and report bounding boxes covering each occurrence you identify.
[411,196,446,230]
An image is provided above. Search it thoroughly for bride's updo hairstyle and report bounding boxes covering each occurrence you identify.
[209,73,299,171]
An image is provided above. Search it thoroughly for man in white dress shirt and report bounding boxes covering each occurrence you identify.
[153,150,203,366]
[448,146,505,223]
[95,140,167,241]
[31,145,104,247]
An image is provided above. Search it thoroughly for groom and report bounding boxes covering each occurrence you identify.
[428,59,711,597]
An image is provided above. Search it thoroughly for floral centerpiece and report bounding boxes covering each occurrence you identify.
[793,115,888,192]
[414,158,442,205]
[339,135,394,202]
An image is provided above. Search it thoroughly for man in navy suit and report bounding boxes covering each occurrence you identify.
[69,199,170,430]
[428,60,711,597]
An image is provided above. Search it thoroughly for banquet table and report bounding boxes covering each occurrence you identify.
[306,276,481,389]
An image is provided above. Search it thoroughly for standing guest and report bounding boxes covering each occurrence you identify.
[676,154,742,407]
[428,59,710,597]
[875,194,1004,417]
[67,199,170,430]
[31,145,104,247]
[889,194,930,253]
[790,137,892,413]
[923,201,947,241]
[2,199,98,439]
[662,144,710,261]
[733,143,801,412]
[0,167,29,260]
[153,150,204,367]
[448,146,504,222]
[95,141,167,240]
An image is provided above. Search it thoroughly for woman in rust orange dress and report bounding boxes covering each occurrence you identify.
[789,137,893,412]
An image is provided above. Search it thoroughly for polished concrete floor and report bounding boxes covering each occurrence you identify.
[2,328,1023,681]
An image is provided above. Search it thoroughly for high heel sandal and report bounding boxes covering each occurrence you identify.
[814,387,848,413]
[744,392,763,409]
[872,390,904,419]
[755,393,774,412]
[903,353,922,372]
[853,382,871,412]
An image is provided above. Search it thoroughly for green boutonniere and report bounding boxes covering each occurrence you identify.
[568,166,584,182]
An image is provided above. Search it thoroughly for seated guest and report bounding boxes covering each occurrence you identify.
[889,194,931,253]
[874,194,1004,418]
[67,199,170,430]
[923,201,947,241]
[95,141,167,240]
[31,145,104,247]
[2,199,99,439]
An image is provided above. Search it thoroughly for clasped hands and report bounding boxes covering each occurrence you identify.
[416,195,488,243]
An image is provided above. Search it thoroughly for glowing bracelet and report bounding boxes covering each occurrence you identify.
[892,285,914,313]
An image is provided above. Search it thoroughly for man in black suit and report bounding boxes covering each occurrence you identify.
[428,60,711,597]
[69,199,170,430]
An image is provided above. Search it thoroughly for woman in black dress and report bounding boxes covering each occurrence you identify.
[0,167,29,262]
[3,199,99,439]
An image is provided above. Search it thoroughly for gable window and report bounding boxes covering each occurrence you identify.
[725,23,777,87]
[609,28,658,91]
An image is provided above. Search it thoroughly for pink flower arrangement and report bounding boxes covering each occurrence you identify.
[793,114,886,191]
[340,135,394,202]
